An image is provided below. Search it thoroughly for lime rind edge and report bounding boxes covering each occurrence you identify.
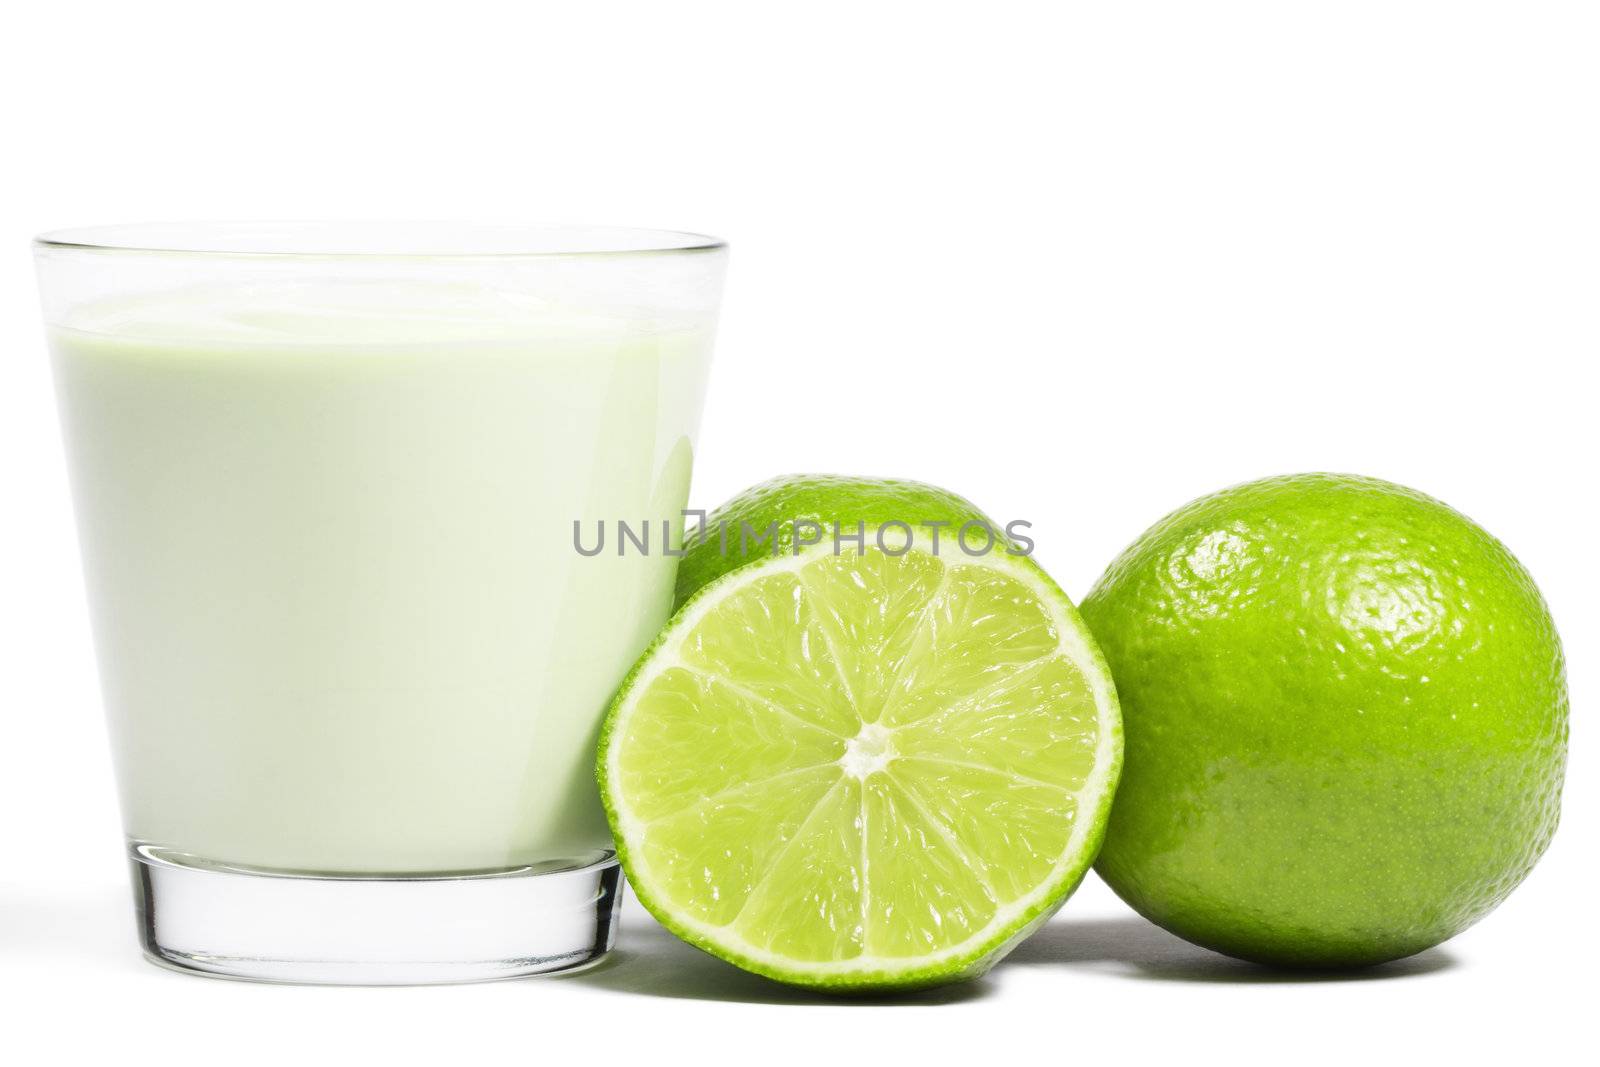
[596,540,1124,991]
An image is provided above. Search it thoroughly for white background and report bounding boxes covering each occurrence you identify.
[2,2,1595,1063]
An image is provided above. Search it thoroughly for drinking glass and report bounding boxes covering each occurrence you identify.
[35,223,726,983]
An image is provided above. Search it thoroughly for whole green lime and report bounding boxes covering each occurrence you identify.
[1080,473,1568,967]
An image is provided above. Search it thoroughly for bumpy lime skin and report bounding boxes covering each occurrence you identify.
[675,474,1009,609]
[1081,473,1568,968]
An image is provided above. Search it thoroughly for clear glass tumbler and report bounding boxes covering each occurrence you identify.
[35,223,726,983]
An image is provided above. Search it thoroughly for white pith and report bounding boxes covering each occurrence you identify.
[604,537,1121,979]
[840,722,893,779]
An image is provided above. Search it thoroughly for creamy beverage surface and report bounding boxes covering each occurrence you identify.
[51,282,713,873]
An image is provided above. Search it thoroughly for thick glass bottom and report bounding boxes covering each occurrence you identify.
[130,844,622,985]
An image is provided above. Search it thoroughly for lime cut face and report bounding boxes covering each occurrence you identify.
[599,536,1121,990]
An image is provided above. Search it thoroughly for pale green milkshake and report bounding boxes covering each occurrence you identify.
[53,286,711,872]
[39,225,725,982]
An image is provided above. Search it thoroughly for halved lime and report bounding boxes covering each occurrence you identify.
[598,489,1121,991]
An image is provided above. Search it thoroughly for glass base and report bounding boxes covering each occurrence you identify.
[130,844,623,985]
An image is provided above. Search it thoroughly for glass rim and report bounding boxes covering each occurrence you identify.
[33,221,727,261]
